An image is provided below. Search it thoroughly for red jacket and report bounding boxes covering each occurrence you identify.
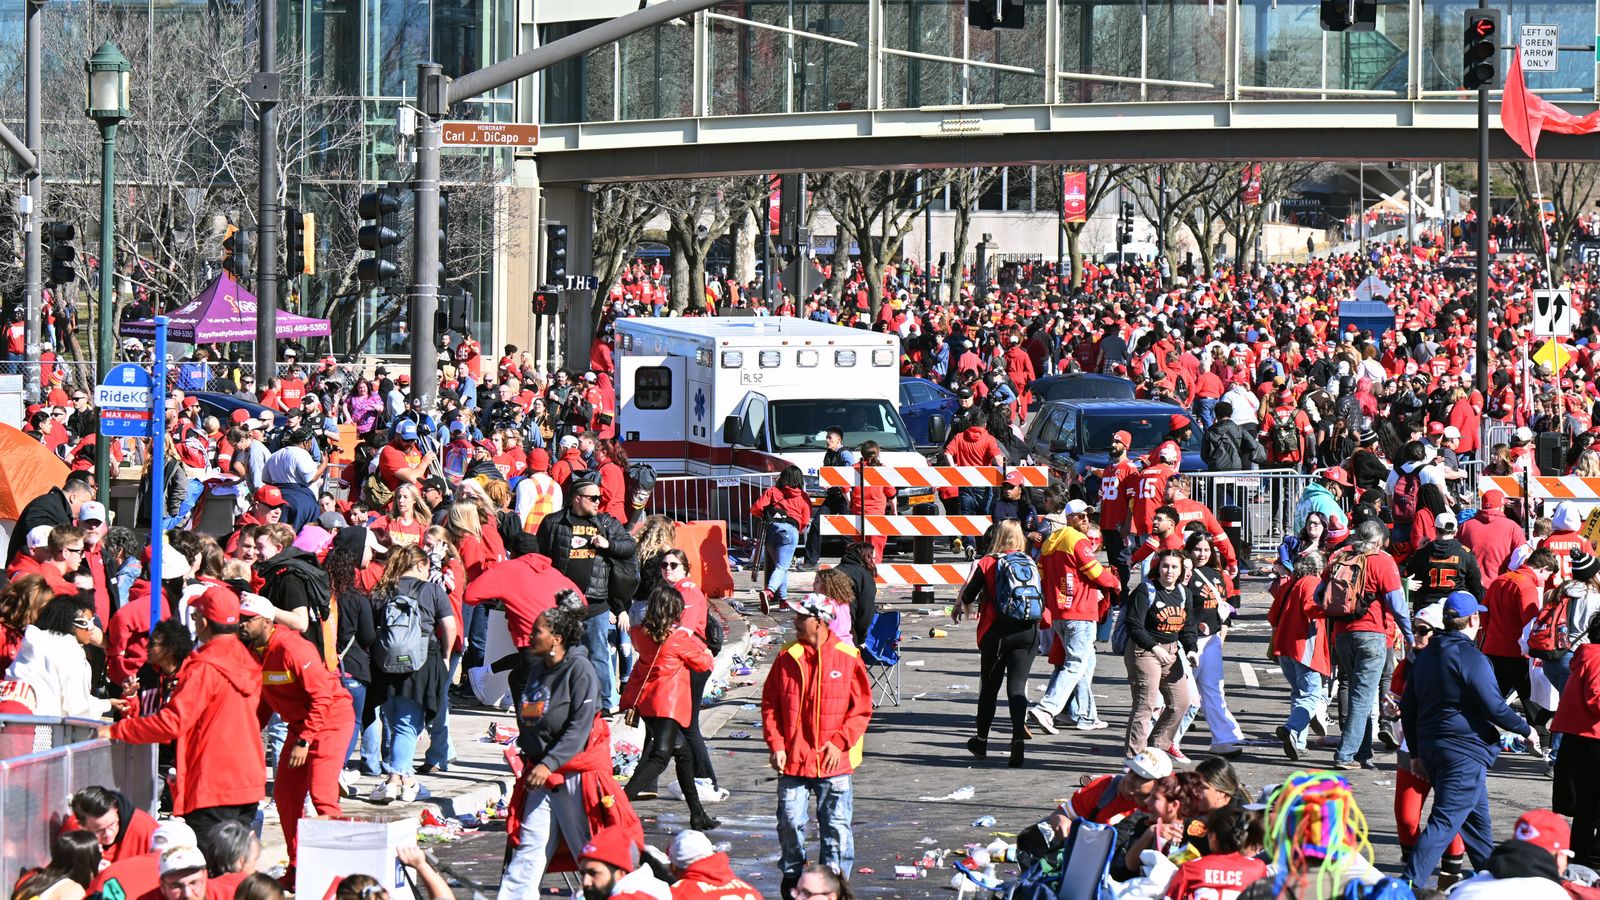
[105,581,169,685]
[1457,508,1526,582]
[1482,569,1542,658]
[464,553,578,647]
[671,853,766,900]
[760,638,872,779]
[751,486,812,531]
[597,459,627,522]
[1267,574,1332,676]
[621,626,712,726]
[63,805,157,866]
[253,624,354,745]
[1552,643,1600,740]
[551,449,588,493]
[1041,527,1118,622]
[110,634,265,815]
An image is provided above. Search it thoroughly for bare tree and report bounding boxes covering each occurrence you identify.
[948,168,1000,302]
[1499,162,1600,277]
[656,177,768,312]
[1047,165,1130,286]
[1124,164,1234,273]
[811,170,956,316]
[591,183,662,326]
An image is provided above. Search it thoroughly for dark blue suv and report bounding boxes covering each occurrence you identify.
[1018,399,1205,498]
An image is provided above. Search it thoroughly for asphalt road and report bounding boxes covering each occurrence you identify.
[428,576,1558,899]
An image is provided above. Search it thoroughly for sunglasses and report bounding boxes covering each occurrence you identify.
[576,493,601,501]
[660,561,683,571]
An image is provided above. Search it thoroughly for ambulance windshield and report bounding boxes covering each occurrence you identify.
[769,399,915,452]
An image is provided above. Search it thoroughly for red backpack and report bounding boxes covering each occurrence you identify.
[1318,549,1376,619]
[1527,596,1572,661]
[1391,470,1421,525]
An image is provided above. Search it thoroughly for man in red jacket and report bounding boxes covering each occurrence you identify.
[101,586,266,841]
[1458,489,1527,582]
[238,592,354,873]
[1029,500,1119,737]
[668,830,765,900]
[762,595,872,899]
[1482,548,1557,722]
[63,785,159,866]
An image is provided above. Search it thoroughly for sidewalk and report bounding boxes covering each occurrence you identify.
[256,597,763,867]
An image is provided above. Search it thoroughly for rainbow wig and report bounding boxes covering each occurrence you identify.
[1264,770,1374,900]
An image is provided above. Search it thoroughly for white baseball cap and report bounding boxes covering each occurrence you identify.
[25,524,53,550]
[1442,426,1461,440]
[158,846,207,877]
[149,820,197,854]
[668,830,717,868]
[77,501,108,525]
[1125,747,1173,780]
[1064,499,1093,516]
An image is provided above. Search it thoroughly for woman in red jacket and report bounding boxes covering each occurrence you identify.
[751,466,811,613]
[620,582,718,832]
[1266,550,1331,761]
[1553,611,1600,868]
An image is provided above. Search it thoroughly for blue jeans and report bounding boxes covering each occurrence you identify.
[425,653,460,768]
[1334,631,1388,764]
[1404,750,1496,885]
[463,604,490,670]
[583,613,618,710]
[1277,657,1327,752]
[501,776,591,896]
[765,522,800,600]
[342,676,383,774]
[264,714,287,768]
[381,694,426,776]
[778,774,855,881]
[1034,621,1097,718]
[1193,397,1218,430]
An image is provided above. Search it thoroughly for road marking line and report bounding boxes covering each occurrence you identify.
[1240,663,1259,688]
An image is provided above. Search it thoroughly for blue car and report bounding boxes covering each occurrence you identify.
[1027,372,1136,405]
[1018,398,1205,499]
[189,390,273,425]
[898,376,958,448]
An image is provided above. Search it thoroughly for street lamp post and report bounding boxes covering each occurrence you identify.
[86,41,130,506]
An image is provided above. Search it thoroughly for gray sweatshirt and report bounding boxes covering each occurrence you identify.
[516,645,600,772]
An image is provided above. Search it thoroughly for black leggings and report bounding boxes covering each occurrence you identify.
[686,668,717,786]
[976,622,1037,741]
[627,716,708,820]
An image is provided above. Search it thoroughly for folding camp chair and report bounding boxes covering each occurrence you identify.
[1057,818,1118,900]
[862,611,902,707]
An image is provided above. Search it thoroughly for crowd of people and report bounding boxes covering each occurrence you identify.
[4,223,1600,900]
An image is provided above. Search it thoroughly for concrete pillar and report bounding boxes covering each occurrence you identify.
[544,182,596,371]
[501,158,542,363]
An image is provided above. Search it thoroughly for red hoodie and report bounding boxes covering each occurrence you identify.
[1457,507,1526,581]
[253,624,354,744]
[671,853,766,900]
[751,486,812,531]
[105,580,170,685]
[464,553,580,646]
[110,634,265,815]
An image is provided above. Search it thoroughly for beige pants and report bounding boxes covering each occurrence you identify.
[1124,643,1190,756]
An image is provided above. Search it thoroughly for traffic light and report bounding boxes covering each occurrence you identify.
[357,187,403,286]
[532,290,561,316]
[221,223,252,277]
[1319,0,1374,31]
[544,223,568,287]
[43,222,78,287]
[1463,9,1503,90]
[284,208,315,276]
[967,0,1022,30]
[437,192,451,285]
[1120,201,1134,221]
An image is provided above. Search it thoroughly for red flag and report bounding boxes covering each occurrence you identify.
[1502,49,1600,159]
[1502,52,1540,159]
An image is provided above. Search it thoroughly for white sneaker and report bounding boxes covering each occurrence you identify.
[369,781,399,803]
[338,769,358,798]
[400,780,421,803]
[1075,719,1110,731]
[1028,707,1059,736]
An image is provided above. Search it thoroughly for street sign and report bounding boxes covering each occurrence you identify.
[1533,339,1573,372]
[564,274,598,291]
[1534,288,1573,337]
[1521,24,1559,71]
[96,363,154,438]
[440,121,540,148]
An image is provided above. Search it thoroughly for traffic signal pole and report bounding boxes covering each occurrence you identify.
[404,0,731,390]
[24,0,42,402]
[252,0,280,381]
[1474,0,1490,401]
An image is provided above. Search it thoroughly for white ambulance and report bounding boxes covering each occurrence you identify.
[613,317,943,509]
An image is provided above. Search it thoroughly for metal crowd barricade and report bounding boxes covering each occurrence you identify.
[0,715,159,894]
[1484,423,1514,453]
[644,472,779,542]
[1184,469,1317,555]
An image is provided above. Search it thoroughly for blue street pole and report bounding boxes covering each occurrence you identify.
[148,315,167,635]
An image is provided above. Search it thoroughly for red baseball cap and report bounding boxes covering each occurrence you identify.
[1482,488,1507,508]
[578,827,639,872]
[1427,421,1445,436]
[230,409,251,424]
[1112,430,1133,447]
[1003,470,1025,487]
[182,396,200,409]
[1513,809,1572,857]
[1321,466,1354,488]
[191,584,241,626]
[255,485,287,507]
[1168,414,1190,431]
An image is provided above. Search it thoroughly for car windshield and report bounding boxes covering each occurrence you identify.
[770,399,915,452]
[1080,411,1202,453]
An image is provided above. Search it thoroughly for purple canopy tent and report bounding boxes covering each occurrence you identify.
[120,272,331,344]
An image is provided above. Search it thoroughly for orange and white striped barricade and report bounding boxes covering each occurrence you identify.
[819,514,991,539]
[872,562,975,587]
[1485,474,1600,502]
[818,465,1050,489]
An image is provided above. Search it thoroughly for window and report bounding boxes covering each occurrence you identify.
[635,366,672,410]
[902,381,935,405]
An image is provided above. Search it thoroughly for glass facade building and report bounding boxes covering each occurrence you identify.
[538,0,1599,123]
